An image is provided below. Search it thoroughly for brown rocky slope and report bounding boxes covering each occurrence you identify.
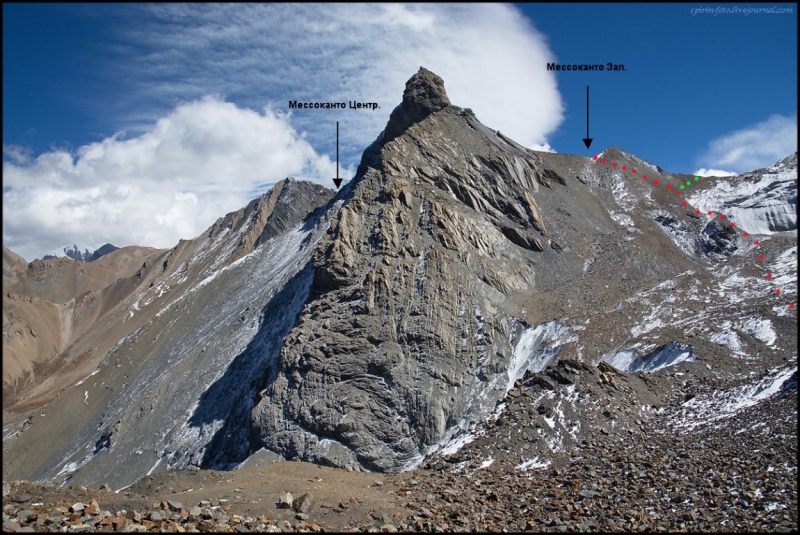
[3,245,166,415]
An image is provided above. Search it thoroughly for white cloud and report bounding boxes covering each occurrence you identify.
[3,4,564,261]
[112,3,563,159]
[698,114,798,173]
[2,144,32,165]
[2,96,340,262]
[693,168,737,177]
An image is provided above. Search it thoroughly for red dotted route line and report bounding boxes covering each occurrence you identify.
[592,155,795,309]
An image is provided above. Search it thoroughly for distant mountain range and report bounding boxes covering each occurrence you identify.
[42,242,119,262]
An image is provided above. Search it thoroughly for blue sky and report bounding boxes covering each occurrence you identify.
[3,3,797,261]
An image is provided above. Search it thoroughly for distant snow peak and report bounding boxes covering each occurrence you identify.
[693,168,737,177]
[41,242,119,262]
[43,242,97,262]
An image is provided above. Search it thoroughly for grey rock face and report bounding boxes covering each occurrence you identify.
[249,68,555,471]
[687,151,797,234]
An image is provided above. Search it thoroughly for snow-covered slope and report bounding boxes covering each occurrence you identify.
[687,152,797,235]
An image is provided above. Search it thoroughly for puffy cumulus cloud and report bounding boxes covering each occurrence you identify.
[698,114,797,174]
[113,4,563,160]
[2,96,340,262]
[693,168,737,177]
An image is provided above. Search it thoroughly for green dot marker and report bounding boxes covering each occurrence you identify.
[680,185,685,190]
[694,176,700,181]
[686,181,691,186]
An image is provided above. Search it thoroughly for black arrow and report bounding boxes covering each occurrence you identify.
[333,121,342,189]
[582,85,593,149]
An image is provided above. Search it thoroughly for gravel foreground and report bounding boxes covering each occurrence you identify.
[3,377,796,533]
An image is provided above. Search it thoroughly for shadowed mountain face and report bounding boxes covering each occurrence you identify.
[2,69,796,489]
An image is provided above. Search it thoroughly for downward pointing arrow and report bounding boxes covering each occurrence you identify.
[582,85,593,149]
[333,121,342,189]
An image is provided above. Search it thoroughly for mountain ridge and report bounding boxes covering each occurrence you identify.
[2,68,796,493]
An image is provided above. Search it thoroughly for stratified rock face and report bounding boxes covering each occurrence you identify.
[6,66,795,490]
[250,68,555,471]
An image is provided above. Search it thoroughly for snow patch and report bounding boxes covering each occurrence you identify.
[439,432,476,456]
[508,320,575,393]
[742,317,777,347]
[56,461,80,477]
[146,458,162,476]
[710,329,742,353]
[611,175,632,208]
[652,209,695,257]
[603,342,696,373]
[516,457,551,471]
[609,211,635,228]
[74,368,100,387]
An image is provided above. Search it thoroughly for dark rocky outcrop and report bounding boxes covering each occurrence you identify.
[88,243,119,262]
[700,220,738,258]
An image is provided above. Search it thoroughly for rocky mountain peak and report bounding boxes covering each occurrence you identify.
[383,67,452,143]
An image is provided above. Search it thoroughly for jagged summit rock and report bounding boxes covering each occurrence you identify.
[383,67,452,143]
